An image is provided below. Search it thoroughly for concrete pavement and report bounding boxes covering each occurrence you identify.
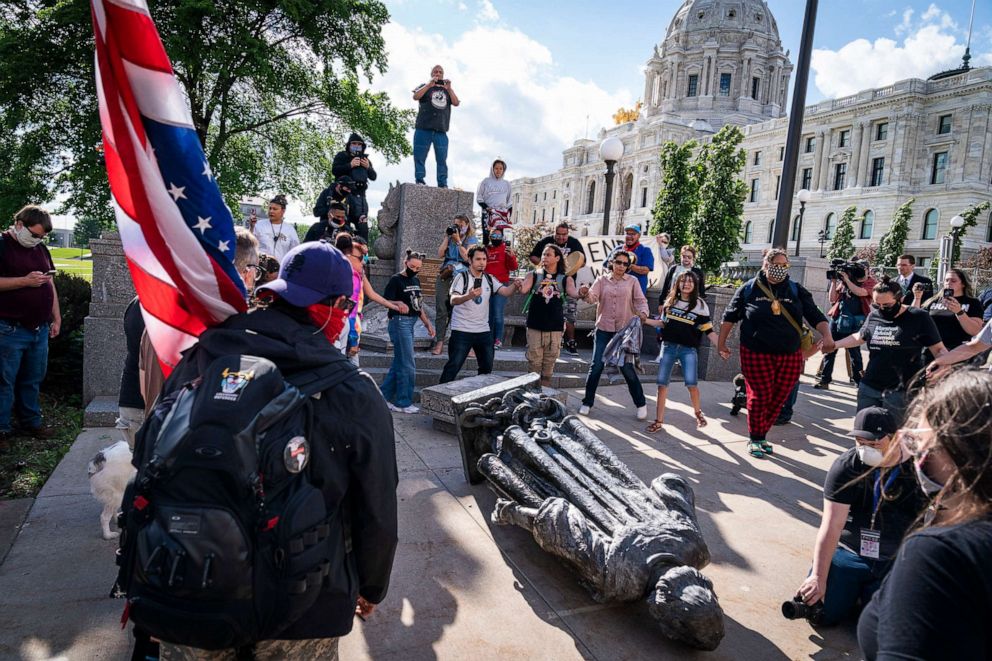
[0,373,862,660]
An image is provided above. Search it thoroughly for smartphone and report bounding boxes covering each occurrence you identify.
[473,277,482,291]
[943,288,954,299]
[46,270,57,276]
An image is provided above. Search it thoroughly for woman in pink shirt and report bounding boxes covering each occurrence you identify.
[577,252,649,419]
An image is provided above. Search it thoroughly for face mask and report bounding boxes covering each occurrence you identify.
[877,304,900,321]
[404,267,418,278]
[458,225,468,236]
[15,226,43,248]
[766,264,789,282]
[329,217,344,229]
[856,445,885,467]
[491,236,503,245]
[307,303,349,346]
[914,459,944,496]
[349,146,362,155]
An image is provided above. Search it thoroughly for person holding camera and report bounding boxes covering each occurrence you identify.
[654,233,675,267]
[485,228,517,349]
[917,269,983,354]
[432,214,478,356]
[815,260,874,390]
[857,369,992,660]
[330,134,376,240]
[439,246,518,383]
[790,407,926,627]
[894,254,932,306]
[832,277,946,418]
[412,65,459,188]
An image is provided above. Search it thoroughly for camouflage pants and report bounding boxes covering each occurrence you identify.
[160,637,339,661]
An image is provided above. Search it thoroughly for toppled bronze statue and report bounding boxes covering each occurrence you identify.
[461,389,725,651]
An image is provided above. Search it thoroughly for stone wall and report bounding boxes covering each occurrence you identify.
[83,232,134,405]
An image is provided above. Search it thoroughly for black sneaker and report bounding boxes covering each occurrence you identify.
[564,340,579,356]
[813,381,830,390]
[772,417,792,426]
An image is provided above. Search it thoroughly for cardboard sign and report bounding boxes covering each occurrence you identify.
[574,235,669,290]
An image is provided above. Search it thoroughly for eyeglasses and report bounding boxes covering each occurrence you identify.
[897,427,935,457]
[335,297,356,314]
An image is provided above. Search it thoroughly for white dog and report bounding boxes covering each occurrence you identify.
[87,441,136,540]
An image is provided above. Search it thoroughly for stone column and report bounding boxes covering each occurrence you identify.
[885,116,901,185]
[811,130,825,191]
[848,122,864,188]
[83,232,135,408]
[858,121,873,186]
[971,105,992,183]
[818,128,832,190]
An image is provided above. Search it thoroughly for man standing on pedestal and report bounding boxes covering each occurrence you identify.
[412,64,459,188]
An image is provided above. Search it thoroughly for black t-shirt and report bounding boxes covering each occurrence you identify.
[824,449,927,567]
[414,83,452,133]
[858,307,942,391]
[722,275,828,354]
[118,297,146,410]
[384,272,424,319]
[525,270,569,332]
[857,518,992,661]
[530,236,585,263]
[925,295,983,350]
[661,299,713,349]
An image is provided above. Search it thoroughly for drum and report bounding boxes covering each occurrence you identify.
[564,251,586,276]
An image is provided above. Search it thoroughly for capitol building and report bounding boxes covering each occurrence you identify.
[510,0,992,266]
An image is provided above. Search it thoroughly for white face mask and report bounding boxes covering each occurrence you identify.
[15,226,44,248]
[856,445,885,467]
[914,460,945,496]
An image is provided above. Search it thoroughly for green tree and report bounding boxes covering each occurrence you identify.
[649,140,699,251]
[0,0,412,225]
[692,125,747,273]
[876,198,914,267]
[828,206,858,260]
[952,200,992,266]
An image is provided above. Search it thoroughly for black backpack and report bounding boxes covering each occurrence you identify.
[114,353,351,650]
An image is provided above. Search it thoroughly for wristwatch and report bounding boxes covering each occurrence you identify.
[955,310,965,316]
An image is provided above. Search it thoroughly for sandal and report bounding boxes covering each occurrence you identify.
[747,441,766,459]
[646,420,664,433]
[694,410,707,428]
[760,440,773,455]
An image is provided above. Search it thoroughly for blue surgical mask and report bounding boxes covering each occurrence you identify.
[349,145,362,155]
[914,459,944,496]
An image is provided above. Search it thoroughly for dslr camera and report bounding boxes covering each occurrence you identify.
[781,596,825,625]
[826,258,866,281]
[446,225,458,237]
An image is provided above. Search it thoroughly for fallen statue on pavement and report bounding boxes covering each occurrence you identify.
[460,389,725,650]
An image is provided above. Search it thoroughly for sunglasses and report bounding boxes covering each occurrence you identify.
[897,427,935,457]
[407,251,427,260]
[27,227,47,239]
[613,260,630,268]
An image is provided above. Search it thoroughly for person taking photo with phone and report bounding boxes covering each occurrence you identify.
[919,269,983,356]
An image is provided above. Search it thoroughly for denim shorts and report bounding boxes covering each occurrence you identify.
[656,342,699,387]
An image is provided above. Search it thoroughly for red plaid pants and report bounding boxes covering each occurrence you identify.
[740,346,803,440]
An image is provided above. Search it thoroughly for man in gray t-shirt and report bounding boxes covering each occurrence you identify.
[927,317,992,374]
[439,246,517,383]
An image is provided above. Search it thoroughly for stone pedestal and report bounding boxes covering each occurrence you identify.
[83,232,135,407]
[372,182,474,263]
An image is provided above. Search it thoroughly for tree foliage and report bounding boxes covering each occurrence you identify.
[649,140,699,252]
[0,0,413,225]
[953,200,992,266]
[692,125,748,273]
[876,198,914,267]
[828,206,858,260]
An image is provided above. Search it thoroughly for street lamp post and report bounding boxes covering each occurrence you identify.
[600,137,624,235]
[937,214,966,284]
[793,188,811,256]
[817,230,827,258]
[950,214,965,260]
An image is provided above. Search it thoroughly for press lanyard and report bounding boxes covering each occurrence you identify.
[869,467,901,530]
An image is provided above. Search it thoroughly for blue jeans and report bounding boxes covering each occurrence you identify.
[656,342,698,387]
[857,382,907,420]
[413,129,449,187]
[582,329,646,408]
[440,330,494,383]
[489,286,508,344]
[380,316,417,408]
[817,548,884,626]
[778,382,800,420]
[0,320,50,432]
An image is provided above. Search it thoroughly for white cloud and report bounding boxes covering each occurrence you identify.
[811,4,984,99]
[358,21,633,214]
[478,0,498,22]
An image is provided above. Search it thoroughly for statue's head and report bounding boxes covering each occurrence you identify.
[647,565,725,651]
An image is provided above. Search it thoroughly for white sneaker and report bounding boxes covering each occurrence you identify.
[578,405,591,415]
[636,405,648,421]
[402,405,420,414]
[387,403,403,413]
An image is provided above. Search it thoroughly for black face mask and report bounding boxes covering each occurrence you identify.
[490,237,503,245]
[405,268,418,278]
[874,303,901,321]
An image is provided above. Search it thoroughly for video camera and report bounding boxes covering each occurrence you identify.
[781,596,824,625]
[826,258,866,281]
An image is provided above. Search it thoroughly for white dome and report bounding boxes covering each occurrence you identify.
[665,0,780,43]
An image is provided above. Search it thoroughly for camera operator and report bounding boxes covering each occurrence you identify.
[412,64,459,188]
[815,260,874,390]
[791,407,926,627]
[331,134,375,239]
[432,214,478,356]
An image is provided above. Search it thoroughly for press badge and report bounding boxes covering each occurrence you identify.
[860,529,881,559]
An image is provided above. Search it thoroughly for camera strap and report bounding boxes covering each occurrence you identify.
[755,279,810,342]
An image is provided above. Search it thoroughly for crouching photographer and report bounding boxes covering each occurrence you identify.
[786,407,927,627]
[815,259,874,390]
[432,214,478,355]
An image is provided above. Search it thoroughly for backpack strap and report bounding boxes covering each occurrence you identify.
[286,360,356,397]
[521,269,543,314]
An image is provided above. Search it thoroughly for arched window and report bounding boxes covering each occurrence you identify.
[623,173,634,210]
[743,221,753,244]
[585,180,596,215]
[791,215,801,241]
[922,208,939,240]
[823,212,836,240]
[767,219,775,243]
[860,210,874,239]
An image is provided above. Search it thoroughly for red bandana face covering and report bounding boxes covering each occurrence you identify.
[307,303,348,345]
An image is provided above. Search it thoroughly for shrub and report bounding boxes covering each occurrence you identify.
[43,273,91,402]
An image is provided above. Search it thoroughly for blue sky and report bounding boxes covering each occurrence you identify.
[336,1,992,217]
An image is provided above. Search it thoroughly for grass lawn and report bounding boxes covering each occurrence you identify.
[0,394,83,499]
[53,259,93,280]
[49,247,91,260]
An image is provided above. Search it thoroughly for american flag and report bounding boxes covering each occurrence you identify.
[90,0,247,374]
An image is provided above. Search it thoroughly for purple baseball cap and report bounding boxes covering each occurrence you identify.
[258,240,353,307]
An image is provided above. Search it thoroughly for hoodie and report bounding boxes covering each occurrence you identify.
[161,305,399,639]
[476,159,512,210]
[332,132,377,192]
